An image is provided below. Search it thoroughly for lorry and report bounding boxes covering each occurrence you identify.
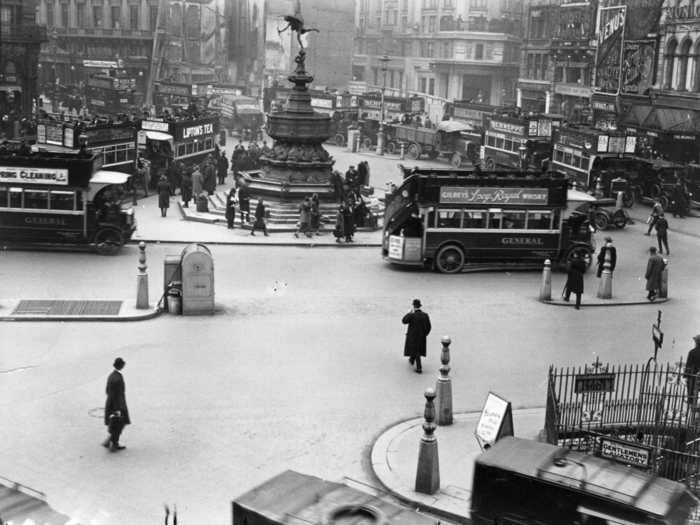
[384,120,481,166]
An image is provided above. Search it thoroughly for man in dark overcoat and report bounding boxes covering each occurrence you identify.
[402,299,432,374]
[645,246,665,301]
[596,237,617,278]
[103,357,130,452]
[564,251,586,309]
[685,335,700,409]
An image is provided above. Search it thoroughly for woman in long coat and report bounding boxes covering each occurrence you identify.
[157,175,170,217]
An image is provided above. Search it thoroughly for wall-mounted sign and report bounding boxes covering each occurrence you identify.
[440,187,549,205]
[311,97,334,109]
[141,120,170,132]
[0,166,69,185]
[600,437,652,468]
[157,83,192,97]
[622,40,656,94]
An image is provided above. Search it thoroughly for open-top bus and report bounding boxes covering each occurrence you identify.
[0,148,135,254]
[382,165,595,273]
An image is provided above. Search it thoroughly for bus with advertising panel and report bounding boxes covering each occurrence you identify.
[0,149,135,254]
[481,113,560,170]
[551,126,638,201]
[86,75,136,115]
[382,166,595,273]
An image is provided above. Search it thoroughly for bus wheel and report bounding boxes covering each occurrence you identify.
[567,246,593,270]
[613,210,628,229]
[622,190,634,208]
[594,212,609,231]
[335,134,346,147]
[94,229,123,255]
[435,245,465,274]
[485,157,495,170]
[407,143,420,160]
[450,153,462,168]
[386,142,397,154]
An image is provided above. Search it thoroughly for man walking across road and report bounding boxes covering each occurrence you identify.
[102,357,130,452]
[596,237,617,278]
[564,251,586,309]
[655,213,670,255]
[645,246,665,302]
[646,200,663,235]
[402,299,432,374]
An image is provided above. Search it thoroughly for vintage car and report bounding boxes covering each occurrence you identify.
[572,197,630,231]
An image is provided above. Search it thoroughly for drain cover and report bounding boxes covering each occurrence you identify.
[13,300,122,316]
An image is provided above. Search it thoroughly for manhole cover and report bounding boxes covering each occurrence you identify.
[12,300,122,316]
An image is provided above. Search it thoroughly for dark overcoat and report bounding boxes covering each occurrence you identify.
[403,310,432,358]
[685,346,700,403]
[645,254,665,292]
[225,189,237,221]
[157,179,170,209]
[596,245,617,278]
[104,370,130,426]
[565,259,586,294]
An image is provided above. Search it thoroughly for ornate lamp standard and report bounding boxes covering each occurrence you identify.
[376,55,390,155]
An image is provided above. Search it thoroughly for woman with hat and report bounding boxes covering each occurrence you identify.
[157,174,171,217]
[596,236,617,278]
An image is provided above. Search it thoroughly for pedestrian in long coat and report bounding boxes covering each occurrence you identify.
[217,155,229,185]
[596,237,617,278]
[238,182,251,223]
[342,203,355,242]
[157,175,170,217]
[225,187,237,229]
[250,199,269,236]
[310,193,321,235]
[655,214,670,255]
[334,204,346,243]
[564,252,586,309]
[402,299,432,373]
[645,246,665,301]
[103,357,130,452]
[192,166,204,196]
[685,335,700,408]
[203,158,216,195]
[181,170,193,208]
[295,197,312,238]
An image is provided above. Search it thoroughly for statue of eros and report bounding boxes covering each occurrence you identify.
[277,0,319,50]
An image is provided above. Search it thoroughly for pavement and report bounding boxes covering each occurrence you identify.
[370,408,545,523]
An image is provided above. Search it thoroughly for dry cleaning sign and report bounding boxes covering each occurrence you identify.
[0,166,69,186]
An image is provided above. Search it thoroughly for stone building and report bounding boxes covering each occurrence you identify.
[353,0,525,106]
[0,0,46,118]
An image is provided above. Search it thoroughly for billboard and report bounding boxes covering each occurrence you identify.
[622,40,657,94]
[595,6,627,94]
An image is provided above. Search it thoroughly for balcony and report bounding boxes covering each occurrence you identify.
[1,24,47,43]
[51,26,154,40]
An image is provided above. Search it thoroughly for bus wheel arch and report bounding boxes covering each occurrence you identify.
[94,228,124,255]
[435,243,466,274]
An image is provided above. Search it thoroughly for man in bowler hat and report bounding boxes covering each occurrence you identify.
[596,236,617,278]
[103,357,130,452]
[403,299,432,374]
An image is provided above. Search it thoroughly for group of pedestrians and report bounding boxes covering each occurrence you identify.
[294,194,321,238]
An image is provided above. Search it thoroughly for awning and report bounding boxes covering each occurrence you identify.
[145,130,173,141]
[90,170,131,185]
[437,120,474,133]
[642,108,696,132]
[619,105,653,127]
[567,189,597,203]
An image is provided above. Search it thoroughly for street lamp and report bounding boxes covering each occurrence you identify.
[518,144,528,170]
[376,55,390,155]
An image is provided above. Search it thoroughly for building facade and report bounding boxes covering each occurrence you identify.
[0,0,46,119]
[353,0,525,107]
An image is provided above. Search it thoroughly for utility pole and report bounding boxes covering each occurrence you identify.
[144,0,166,110]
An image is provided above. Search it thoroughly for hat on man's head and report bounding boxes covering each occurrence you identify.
[694,334,700,343]
[113,357,126,369]
[604,236,613,243]
[412,299,422,308]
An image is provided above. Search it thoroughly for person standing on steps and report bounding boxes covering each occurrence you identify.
[102,357,130,452]
[238,182,251,224]
[402,299,432,374]
[250,199,269,236]
[655,213,670,255]
[685,335,700,410]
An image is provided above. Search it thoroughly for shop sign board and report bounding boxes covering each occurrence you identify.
[0,166,69,185]
[600,437,652,468]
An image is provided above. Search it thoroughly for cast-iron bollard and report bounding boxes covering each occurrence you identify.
[435,336,453,426]
[400,143,405,160]
[597,249,613,299]
[538,259,552,301]
[415,388,440,494]
[136,241,149,309]
[659,259,668,299]
[615,191,624,210]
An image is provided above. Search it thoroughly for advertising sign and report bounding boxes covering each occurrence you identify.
[595,6,627,94]
[600,437,652,468]
[0,166,69,185]
[440,187,549,205]
[489,119,526,136]
[475,392,513,446]
[622,40,657,94]
[141,120,170,133]
[45,123,64,146]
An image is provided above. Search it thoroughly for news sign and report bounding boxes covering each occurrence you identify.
[0,166,69,186]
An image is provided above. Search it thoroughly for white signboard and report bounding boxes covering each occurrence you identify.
[0,166,69,186]
[142,120,170,132]
[475,392,513,445]
[388,236,403,259]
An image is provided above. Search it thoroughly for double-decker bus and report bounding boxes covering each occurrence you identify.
[86,75,136,116]
[481,113,560,170]
[0,148,135,254]
[382,165,595,273]
[551,126,637,198]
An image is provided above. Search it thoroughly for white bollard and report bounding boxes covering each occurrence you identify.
[597,250,613,299]
[539,259,552,301]
[615,191,624,210]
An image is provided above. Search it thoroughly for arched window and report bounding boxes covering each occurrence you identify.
[665,39,677,89]
[677,39,692,91]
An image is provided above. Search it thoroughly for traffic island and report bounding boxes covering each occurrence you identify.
[0,299,161,322]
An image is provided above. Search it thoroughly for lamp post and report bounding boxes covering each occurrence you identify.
[518,144,528,170]
[376,55,390,155]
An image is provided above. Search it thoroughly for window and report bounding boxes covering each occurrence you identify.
[61,3,69,27]
[0,186,6,207]
[76,2,85,26]
[111,6,120,28]
[487,210,502,229]
[437,210,461,228]
[526,211,552,230]
[46,1,55,26]
[149,6,158,31]
[419,77,427,93]
[678,39,692,90]
[50,191,76,211]
[185,142,194,155]
[463,210,486,228]
[474,43,484,60]
[502,211,526,229]
[177,144,186,157]
[441,42,451,58]
[428,78,435,95]
[9,188,22,208]
[504,138,513,152]
[665,39,677,89]
[428,16,436,32]
[93,5,103,27]
[205,138,213,150]
[24,190,49,209]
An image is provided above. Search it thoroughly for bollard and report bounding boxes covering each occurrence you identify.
[415,388,440,494]
[594,177,604,198]
[538,259,552,301]
[615,191,624,210]
[597,250,613,299]
[659,259,668,299]
[136,241,150,309]
[435,336,453,426]
[400,143,405,160]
